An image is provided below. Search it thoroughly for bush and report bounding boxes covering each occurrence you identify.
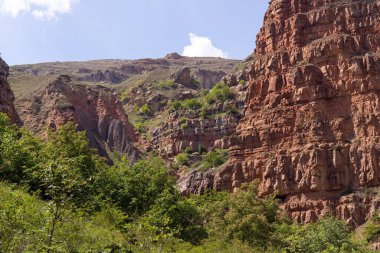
[170,99,203,112]
[183,99,203,110]
[204,83,235,105]
[180,123,189,129]
[138,104,153,116]
[183,147,193,154]
[239,80,246,85]
[175,153,190,167]
[134,122,147,133]
[170,100,184,111]
[224,104,240,115]
[156,80,176,90]
[363,215,380,243]
[202,149,229,169]
[282,217,369,253]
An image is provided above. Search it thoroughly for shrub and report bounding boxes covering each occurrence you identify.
[134,122,147,133]
[202,149,229,169]
[197,145,207,154]
[170,100,184,111]
[138,104,153,116]
[183,147,193,154]
[363,215,380,243]
[170,99,203,112]
[180,123,189,129]
[239,80,246,85]
[175,153,190,167]
[204,83,235,105]
[282,217,368,253]
[224,104,240,115]
[156,80,176,90]
[182,99,202,110]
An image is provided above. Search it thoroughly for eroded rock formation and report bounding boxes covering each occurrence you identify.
[152,113,241,157]
[151,72,248,158]
[192,68,226,89]
[181,0,380,227]
[0,58,20,124]
[19,75,139,160]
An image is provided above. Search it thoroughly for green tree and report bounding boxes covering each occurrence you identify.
[0,113,43,184]
[0,183,127,253]
[141,189,207,245]
[282,217,371,253]
[97,157,175,215]
[194,183,286,251]
[28,124,106,251]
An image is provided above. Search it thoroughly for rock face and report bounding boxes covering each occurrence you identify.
[192,69,226,89]
[152,113,241,157]
[19,75,139,160]
[182,0,380,227]
[78,70,126,84]
[0,58,20,124]
[171,67,194,87]
[151,73,248,158]
[164,52,184,60]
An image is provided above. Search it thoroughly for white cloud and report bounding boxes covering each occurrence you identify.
[0,0,79,20]
[182,33,228,58]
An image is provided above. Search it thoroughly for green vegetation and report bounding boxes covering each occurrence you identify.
[138,103,153,116]
[170,98,203,112]
[169,83,236,120]
[202,149,229,169]
[363,215,380,243]
[175,152,190,167]
[156,80,177,90]
[239,80,246,85]
[0,112,376,252]
[204,82,235,105]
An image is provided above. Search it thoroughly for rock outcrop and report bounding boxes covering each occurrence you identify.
[164,52,184,60]
[182,0,380,227]
[171,67,194,87]
[151,73,248,158]
[78,70,126,84]
[0,58,20,124]
[19,75,139,160]
[192,69,226,89]
[152,113,241,157]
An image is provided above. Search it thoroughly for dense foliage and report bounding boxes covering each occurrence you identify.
[0,113,375,252]
[169,82,236,116]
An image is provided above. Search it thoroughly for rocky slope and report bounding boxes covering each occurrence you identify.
[181,0,380,227]
[150,70,249,158]
[17,75,139,160]
[9,55,240,162]
[0,58,20,124]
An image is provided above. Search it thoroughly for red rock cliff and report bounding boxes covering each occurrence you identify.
[182,0,380,227]
[0,58,20,124]
[19,75,139,160]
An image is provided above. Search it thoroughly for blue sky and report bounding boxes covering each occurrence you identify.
[0,0,269,65]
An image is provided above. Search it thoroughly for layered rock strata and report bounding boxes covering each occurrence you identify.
[182,0,380,227]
